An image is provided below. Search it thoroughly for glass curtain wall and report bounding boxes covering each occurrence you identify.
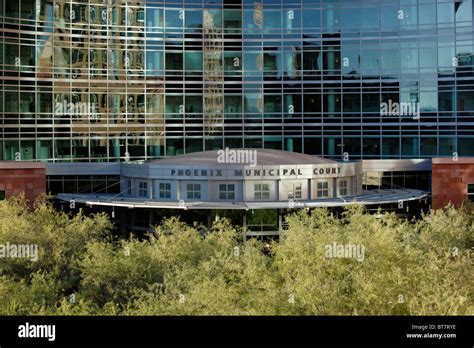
[0,0,473,161]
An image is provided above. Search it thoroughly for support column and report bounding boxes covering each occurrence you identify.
[278,209,283,234]
[207,212,212,229]
[112,138,120,158]
[120,207,127,238]
[242,210,247,238]
[285,138,294,152]
[327,138,336,157]
[412,138,418,156]
[130,210,136,234]
[149,210,155,230]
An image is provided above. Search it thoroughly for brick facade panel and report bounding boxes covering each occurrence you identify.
[0,165,46,206]
[432,160,474,209]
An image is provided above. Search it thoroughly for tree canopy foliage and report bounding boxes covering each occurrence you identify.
[0,196,472,315]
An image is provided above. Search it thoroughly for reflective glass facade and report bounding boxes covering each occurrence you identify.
[1,0,473,162]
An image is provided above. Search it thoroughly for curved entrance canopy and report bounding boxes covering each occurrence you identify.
[56,149,428,210]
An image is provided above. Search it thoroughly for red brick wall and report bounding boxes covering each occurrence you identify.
[0,163,46,205]
[432,159,474,209]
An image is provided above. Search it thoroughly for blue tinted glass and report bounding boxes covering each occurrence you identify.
[185,10,202,28]
[165,9,183,28]
[303,10,320,29]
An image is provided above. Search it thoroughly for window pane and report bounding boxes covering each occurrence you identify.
[438,3,454,24]
[165,9,184,28]
[166,52,183,71]
[456,0,472,24]
[146,7,164,31]
[185,95,203,113]
[283,9,301,32]
[263,10,281,33]
[224,10,241,33]
[419,4,436,26]
[185,9,202,29]
[381,5,398,30]
[322,7,339,31]
[361,7,379,31]
[303,10,320,29]
[342,7,360,29]
[185,51,202,71]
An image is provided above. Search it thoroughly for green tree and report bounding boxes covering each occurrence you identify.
[0,196,472,315]
[0,195,112,314]
[274,205,473,315]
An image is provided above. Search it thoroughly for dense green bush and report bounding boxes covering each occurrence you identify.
[0,196,472,315]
